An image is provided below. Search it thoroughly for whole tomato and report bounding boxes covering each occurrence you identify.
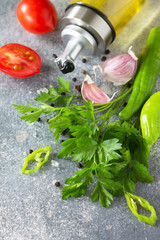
[16,0,57,34]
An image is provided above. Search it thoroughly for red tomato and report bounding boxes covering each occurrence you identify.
[0,43,41,78]
[16,0,57,34]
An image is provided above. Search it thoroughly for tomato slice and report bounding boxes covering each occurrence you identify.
[0,43,41,78]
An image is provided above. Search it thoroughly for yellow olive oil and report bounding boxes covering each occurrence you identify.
[70,0,145,34]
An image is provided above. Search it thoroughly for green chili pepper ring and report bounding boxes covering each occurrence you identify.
[125,192,157,226]
[119,26,160,120]
[21,146,51,174]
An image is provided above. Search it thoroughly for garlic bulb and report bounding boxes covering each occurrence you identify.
[99,46,138,86]
[81,75,111,104]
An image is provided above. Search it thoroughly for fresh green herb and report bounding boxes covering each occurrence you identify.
[13,76,157,226]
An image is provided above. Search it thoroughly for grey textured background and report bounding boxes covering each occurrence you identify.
[0,0,160,239]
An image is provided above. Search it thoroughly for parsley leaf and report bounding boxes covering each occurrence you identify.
[91,181,113,208]
[13,103,56,123]
[100,138,122,162]
[35,87,60,103]
[57,138,76,159]
[81,100,95,121]
[133,136,150,168]
[71,136,98,163]
[62,168,94,199]
[123,176,135,193]
[49,115,72,142]
[101,179,123,192]
[130,161,154,183]
[57,76,71,93]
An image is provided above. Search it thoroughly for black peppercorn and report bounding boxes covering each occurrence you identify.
[127,82,132,88]
[29,149,33,154]
[53,53,58,59]
[69,135,74,138]
[55,181,61,187]
[123,102,127,107]
[72,77,77,82]
[82,57,87,63]
[77,163,83,168]
[82,69,86,75]
[104,49,110,55]
[101,56,107,61]
[61,129,69,135]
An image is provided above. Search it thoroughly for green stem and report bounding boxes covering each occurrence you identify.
[98,85,133,142]
[41,85,132,115]
[95,169,100,181]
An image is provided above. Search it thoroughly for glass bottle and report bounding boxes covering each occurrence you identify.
[55,0,145,73]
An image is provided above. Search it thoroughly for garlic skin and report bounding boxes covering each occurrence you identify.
[81,75,111,104]
[100,47,138,86]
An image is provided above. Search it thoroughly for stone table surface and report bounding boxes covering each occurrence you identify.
[0,0,160,239]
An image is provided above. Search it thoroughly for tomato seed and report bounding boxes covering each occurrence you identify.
[29,56,34,61]
[14,65,18,70]
[25,51,30,55]
[14,65,22,70]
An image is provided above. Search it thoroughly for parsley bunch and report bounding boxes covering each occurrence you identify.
[13,76,157,226]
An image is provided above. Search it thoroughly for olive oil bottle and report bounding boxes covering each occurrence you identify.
[55,0,145,73]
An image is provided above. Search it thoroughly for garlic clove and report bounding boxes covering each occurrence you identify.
[81,75,111,104]
[100,46,138,86]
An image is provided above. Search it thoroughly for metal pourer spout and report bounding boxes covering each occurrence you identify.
[56,4,114,74]
[55,39,83,74]
[56,59,75,74]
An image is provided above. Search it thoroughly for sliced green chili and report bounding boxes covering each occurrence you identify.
[22,146,51,174]
[125,192,157,226]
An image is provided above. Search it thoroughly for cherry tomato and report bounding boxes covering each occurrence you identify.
[16,0,57,34]
[0,43,41,78]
